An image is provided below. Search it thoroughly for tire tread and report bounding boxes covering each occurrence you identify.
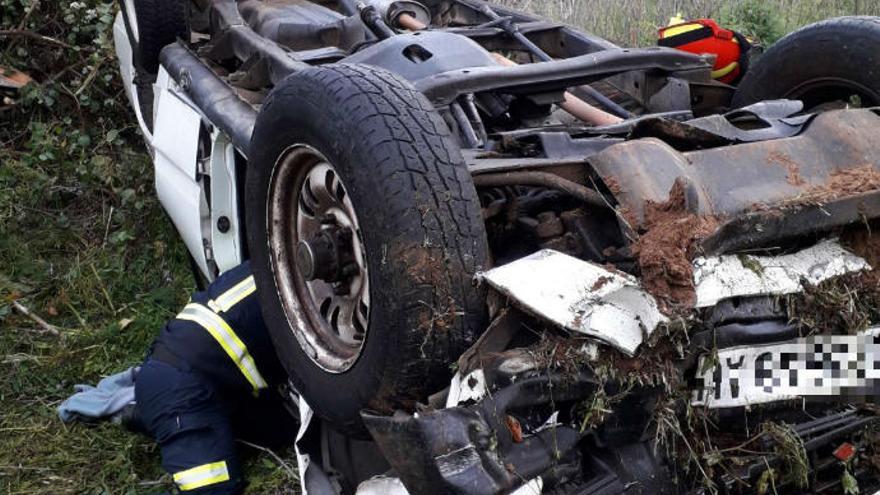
[248,63,489,434]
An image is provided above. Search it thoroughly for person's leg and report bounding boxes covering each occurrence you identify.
[135,359,243,494]
[231,388,299,451]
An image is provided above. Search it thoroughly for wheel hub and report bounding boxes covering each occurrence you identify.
[296,225,359,290]
[268,145,371,373]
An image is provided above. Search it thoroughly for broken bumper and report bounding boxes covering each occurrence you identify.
[346,237,880,494]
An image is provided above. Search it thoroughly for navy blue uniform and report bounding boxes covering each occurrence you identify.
[135,262,296,494]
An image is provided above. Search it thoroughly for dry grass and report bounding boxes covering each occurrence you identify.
[497,0,880,46]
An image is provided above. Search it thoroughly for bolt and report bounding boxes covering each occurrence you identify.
[217,216,230,233]
[296,240,318,280]
[179,69,192,91]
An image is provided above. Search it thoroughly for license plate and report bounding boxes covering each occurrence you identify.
[692,327,880,408]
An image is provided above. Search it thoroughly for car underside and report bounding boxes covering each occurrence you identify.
[113,1,880,493]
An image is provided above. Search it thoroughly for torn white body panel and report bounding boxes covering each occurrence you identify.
[693,239,870,308]
[479,249,666,355]
[294,395,316,495]
[356,476,410,495]
[692,326,880,408]
[511,477,544,494]
[446,369,489,407]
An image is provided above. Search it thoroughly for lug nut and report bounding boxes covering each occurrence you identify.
[296,240,319,280]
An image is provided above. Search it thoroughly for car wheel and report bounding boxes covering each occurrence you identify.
[245,63,490,434]
[733,16,880,111]
[118,0,187,73]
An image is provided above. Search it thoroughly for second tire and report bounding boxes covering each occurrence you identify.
[733,16,880,110]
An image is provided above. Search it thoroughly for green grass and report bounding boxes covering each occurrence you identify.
[0,1,299,492]
[0,142,188,493]
[2,0,880,493]
[0,145,301,493]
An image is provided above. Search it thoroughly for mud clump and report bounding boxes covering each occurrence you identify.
[590,275,613,292]
[842,221,880,267]
[632,179,718,313]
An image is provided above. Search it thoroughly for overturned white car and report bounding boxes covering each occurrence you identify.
[114,0,880,492]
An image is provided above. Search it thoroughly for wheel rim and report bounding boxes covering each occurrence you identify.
[268,145,371,373]
[784,77,880,112]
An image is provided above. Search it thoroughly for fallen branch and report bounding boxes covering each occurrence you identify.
[11,300,60,336]
[0,29,72,49]
[236,440,297,479]
[2,353,42,364]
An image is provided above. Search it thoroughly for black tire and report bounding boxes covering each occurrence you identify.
[246,63,490,434]
[733,16,880,110]
[118,0,187,73]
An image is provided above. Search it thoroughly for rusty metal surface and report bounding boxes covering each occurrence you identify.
[701,190,880,255]
[589,108,880,228]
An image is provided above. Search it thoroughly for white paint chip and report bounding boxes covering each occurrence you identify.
[479,249,666,355]
[446,369,488,407]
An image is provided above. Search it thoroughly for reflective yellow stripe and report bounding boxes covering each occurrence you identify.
[173,461,230,491]
[207,275,256,313]
[177,303,268,392]
[661,21,703,38]
[711,61,738,79]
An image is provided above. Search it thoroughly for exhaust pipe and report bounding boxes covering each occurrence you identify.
[361,0,431,28]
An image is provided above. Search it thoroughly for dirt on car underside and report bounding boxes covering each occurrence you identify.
[631,164,880,314]
[456,123,880,492]
[587,108,880,315]
[475,220,880,492]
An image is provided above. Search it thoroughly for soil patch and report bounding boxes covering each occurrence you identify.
[632,179,719,313]
[842,221,880,268]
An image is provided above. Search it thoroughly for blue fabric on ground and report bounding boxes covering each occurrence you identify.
[58,366,138,422]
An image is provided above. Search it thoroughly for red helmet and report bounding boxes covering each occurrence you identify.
[658,18,751,85]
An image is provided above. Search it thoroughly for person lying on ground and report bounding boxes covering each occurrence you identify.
[59,261,298,494]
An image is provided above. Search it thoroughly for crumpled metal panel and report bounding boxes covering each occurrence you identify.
[590,108,880,228]
[362,372,595,495]
[629,100,813,146]
[693,239,871,308]
[478,249,665,355]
